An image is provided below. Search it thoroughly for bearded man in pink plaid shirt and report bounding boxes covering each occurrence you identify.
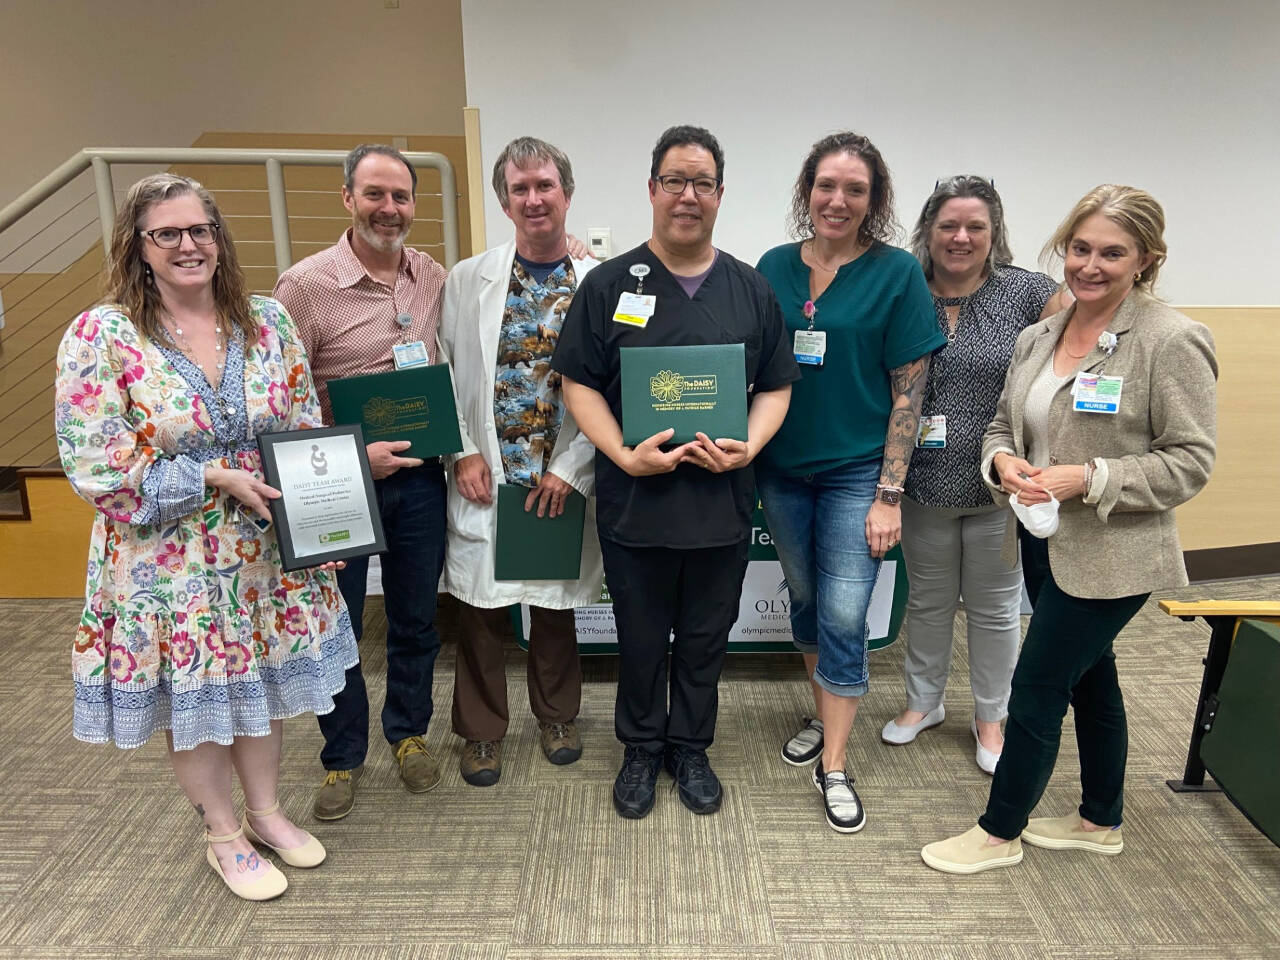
[274,144,449,821]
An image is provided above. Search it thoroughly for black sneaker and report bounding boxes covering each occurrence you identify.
[812,761,866,834]
[613,746,662,819]
[782,717,824,766]
[664,745,723,815]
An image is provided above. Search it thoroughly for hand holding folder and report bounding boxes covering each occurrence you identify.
[494,483,586,581]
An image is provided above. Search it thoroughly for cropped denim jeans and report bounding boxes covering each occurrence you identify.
[757,458,881,698]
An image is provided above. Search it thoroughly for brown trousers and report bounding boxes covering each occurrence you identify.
[451,602,581,741]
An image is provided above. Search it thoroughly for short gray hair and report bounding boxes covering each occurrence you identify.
[491,137,574,208]
[910,175,1013,279]
[343,143,417,194]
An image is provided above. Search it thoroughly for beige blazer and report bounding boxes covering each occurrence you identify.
[981,290,1217,599]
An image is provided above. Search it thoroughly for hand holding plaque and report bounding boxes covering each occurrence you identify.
[258,425,386,571]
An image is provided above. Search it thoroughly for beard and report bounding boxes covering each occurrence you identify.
[354,215,411,254]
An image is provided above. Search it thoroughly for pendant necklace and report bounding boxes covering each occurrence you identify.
[163,310,235,415]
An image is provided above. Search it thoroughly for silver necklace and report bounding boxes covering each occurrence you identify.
[162,311,237,416]
[162,311,225,381]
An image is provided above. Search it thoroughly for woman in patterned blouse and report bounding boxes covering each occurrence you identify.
[54,174,358,900]
[882,176,1066,772]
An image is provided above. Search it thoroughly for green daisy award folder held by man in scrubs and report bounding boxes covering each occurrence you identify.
[494,483,586,580]
[619,342,748,446]
[326,364,463,459]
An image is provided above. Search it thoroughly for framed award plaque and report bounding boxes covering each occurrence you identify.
[257,425,386,571]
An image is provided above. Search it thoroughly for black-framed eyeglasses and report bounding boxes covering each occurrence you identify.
[654,175,721,197]
[138,223,220,248]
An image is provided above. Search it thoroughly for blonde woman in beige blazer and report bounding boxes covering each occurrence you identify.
[922,185,1218,875]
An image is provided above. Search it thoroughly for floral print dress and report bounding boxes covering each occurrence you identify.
[55,295,358,750]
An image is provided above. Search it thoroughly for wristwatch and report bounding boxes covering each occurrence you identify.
[877,487,902,505]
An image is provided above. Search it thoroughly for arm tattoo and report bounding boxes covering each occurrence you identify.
[880,356,931,488]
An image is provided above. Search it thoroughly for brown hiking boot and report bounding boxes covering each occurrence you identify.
[539,720,582,765]
[393,736,441,793]
[313,764,363,821]
[460,739,503,786]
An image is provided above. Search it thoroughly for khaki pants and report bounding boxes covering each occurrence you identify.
[900,498,1023,723]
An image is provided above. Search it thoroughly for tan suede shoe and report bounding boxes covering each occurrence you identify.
[922,825,1023,875]
[1022,813,1124,854]
[312,765,363,821]
[394,736,441,793]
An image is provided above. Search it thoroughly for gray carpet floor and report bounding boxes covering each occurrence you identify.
[1,577,1277,959]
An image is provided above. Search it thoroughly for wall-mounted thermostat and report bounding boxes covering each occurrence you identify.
[587,228,612,260]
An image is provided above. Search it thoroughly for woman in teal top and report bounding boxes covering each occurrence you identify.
[755,131,945,834]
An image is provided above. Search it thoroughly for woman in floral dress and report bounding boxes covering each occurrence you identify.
[55,174,358,900]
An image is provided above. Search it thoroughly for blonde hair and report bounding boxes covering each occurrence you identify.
[1043,184,1167,290]
[102,174,254,350]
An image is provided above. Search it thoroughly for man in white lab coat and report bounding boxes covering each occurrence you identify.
[438,137,602,786]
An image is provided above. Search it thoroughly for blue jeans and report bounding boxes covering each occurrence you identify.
[757,459,881,698]
[319,462,447,770]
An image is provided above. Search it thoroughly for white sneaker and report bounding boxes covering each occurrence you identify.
[971,719,1001,775]
[880,704,945,745]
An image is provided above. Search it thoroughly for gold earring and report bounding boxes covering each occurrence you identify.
[1133,272,1142,283]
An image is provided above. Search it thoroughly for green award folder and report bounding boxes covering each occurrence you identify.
[619,343,748,446]
[326,364,463,459]
[494,483,585,581]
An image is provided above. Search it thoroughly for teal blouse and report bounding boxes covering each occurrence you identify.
[755,241,944,477]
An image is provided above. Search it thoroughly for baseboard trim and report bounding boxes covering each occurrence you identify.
[1185,542,1280,582]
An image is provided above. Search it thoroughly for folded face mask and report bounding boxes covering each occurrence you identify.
[1010,491,1060,538]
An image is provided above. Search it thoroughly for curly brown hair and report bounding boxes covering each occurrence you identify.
[788,131,898,247]
[102,174,253,351]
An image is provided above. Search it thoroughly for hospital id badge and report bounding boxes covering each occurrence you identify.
[917,414,946,447]
[1072,372,1122,414]
[613,292,656,328]
[793,329,826,366]
[392,340,430,369]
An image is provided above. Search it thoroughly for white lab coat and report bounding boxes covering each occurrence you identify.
[437,240,603,609]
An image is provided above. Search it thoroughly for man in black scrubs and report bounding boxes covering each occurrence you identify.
[552,125,799,819]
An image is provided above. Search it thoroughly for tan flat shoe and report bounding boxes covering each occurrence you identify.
[243,801,327,868]
[921,824,1022,875]
[205,826,288,900]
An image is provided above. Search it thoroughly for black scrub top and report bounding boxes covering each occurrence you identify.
[552,243,800,549]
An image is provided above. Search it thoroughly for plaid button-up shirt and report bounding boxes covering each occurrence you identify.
[273,230,447,424]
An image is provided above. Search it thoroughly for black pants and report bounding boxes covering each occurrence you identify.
[979,529,1148,840]
[600,537,750,754]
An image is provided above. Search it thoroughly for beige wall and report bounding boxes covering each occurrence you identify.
[1177,308,1280,552]
[1,0,466,210]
